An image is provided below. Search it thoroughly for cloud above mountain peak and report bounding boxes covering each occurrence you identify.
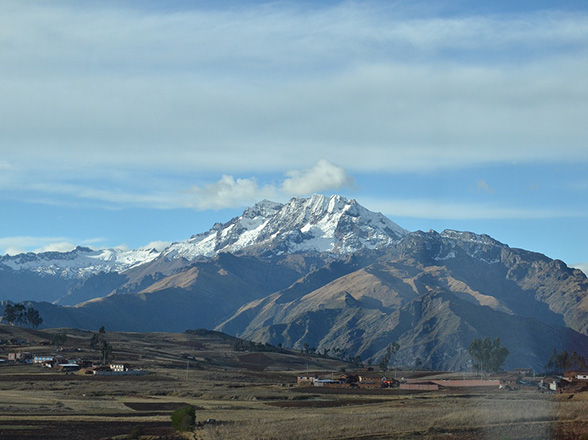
[185,160,354,210]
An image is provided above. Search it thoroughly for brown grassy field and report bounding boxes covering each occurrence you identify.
[0,325,587,440]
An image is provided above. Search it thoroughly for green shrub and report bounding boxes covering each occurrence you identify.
[171,405,196,432]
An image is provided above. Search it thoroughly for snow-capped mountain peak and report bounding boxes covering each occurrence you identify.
[0,195,408,279]
[163,194,408,260]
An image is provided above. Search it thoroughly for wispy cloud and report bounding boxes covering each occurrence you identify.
[362,198,586,220]
[24,182,184,210]
[0,236,78,256]
[0,2,587,185]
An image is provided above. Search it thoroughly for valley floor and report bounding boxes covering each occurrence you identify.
[1,365,587,440]
[0,327,587,439]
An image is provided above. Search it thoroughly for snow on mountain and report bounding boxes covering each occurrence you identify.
[0,246,161,279]
[163,194,408,260]
[0,195,408,279]
[431,230,505,264]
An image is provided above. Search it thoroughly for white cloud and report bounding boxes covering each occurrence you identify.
[282,160,355,196]
[185,161,354,210]
[185,175,277,210]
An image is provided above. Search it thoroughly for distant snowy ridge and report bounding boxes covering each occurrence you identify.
[0,246,161,279]
[163,194,409,260]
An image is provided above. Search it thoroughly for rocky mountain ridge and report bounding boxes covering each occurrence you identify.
[162,194,408,260]
[0,195,406,282]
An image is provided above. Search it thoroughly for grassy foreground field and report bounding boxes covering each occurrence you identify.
[0,325,587,440]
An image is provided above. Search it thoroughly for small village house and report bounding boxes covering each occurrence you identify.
[8,352,32,362]
[312,378,345,387]
[297,375,316,385]
[513,368,533,377]
[541,376,561,391]
[563,371,588,382]
[33,355,55,365]
[55,363,80,373]
[109,363,128,372]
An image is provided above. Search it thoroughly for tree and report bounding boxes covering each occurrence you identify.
[570,351,587,371]
[26,307,43,329]
[469,337,509,374]
[12,304,27,325]
[90,328,106,349]
[100,340,113,364]
[379,342,400,371]
[546,348,585,373]
[90,326,113,364]
[171,405,196,432]
[553,350,571,372]
[3,304,16,325]
[51,332,67,346]
[349,355,363,369]
[546,347,558,372]
[3,304,42,328]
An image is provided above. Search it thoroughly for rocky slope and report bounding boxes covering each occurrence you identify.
[217,229,588,370]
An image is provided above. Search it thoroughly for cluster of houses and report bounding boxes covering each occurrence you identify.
[297,368,588,394]
[541,371,588,393]
[297,373,500,390]
[4,350,144,376]
[297,372,399,389]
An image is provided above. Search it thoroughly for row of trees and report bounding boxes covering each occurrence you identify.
[3,304,43,329]
[291,337,506,374]
[233,339,288,354]
[295,337,507,374]
[546,349,587,373]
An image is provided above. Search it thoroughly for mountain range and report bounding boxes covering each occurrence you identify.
[1,194,587,371]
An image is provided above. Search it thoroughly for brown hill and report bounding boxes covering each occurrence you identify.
[217,230,588,370]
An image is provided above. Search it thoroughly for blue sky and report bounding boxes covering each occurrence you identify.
[0,1,587,272]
